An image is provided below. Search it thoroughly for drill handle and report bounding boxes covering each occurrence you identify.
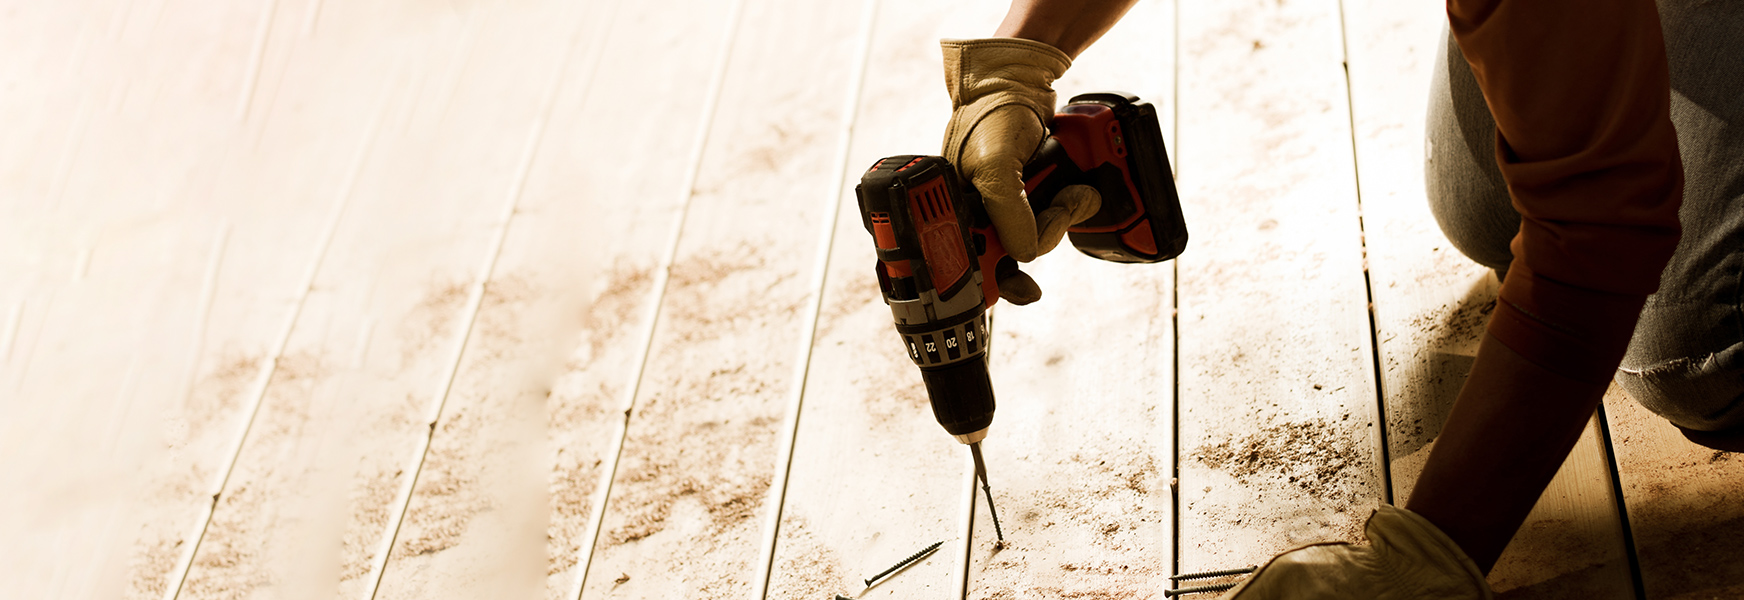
[1020,136,1087,214]
[965,134,1094,309]
[967,221,1010,309]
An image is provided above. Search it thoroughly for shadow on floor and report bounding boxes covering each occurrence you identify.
[1632,508,1744,598]
[1388,278,1494,462]
[1678,425,1744,453]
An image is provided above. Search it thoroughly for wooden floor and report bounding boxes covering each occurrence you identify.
[3,0,1741,598]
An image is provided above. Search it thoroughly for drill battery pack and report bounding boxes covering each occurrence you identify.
[1025,92,1187,264]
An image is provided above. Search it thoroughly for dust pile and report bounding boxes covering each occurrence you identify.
[399,279,469,364]
[1384,282,1497,492]
[186,485,272,599]
[1406,295,1495,352]
[396,410,495,557]
[184,353,266,434]
[126,537,181,599]
[183,351,328,599]
[391,278,536,561]
[1191,418,1363,503]
[332,277,485,588]
[366,273,553,598]
[596,244,774,547]
[125,347,272,599]
[576,264,652,362]
[583,240,801,597]
[767,515,848,596]
[342,469,402,581]
[545,263,652,585]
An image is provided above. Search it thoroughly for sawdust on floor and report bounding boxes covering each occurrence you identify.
[585,239,802,596]
[390,278,536,561]
[1182,413,1371,565]
[183,353,265,435]
[767,514,848,597]
[182,350,329,599]
[971,449,1169,600]
[544,262,655,592]
[356,270,562,600]
[125,345,277,599]
[1191,418,1365,504]
[395,410,495,558]
[576,264,653,363]
[399,278,470,365]
[334,276,485,588]
[343,467,402,582]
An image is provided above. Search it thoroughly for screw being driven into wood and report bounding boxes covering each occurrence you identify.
[968,442,1005,544]
[862,540,945,588]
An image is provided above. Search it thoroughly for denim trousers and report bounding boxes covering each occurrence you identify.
[1424,0,1744,431]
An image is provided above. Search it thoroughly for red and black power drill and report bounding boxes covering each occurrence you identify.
[855,92,1186,541]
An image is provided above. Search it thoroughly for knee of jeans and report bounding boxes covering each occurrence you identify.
[1616,343,1744,431]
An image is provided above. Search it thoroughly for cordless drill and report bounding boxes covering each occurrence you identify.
[855,92,1186,540]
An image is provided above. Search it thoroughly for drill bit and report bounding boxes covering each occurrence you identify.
[968,441,1005,543]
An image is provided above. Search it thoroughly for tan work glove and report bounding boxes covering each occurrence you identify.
[941,38,1101,305]
[1224,505,1493,599]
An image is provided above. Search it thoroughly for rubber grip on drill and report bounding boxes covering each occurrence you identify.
[921,358,996,437]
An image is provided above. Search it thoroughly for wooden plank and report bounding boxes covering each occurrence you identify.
[1606,389,1744,598]
[545,0,869,596]
[1173,0,1387,572]
[0,220,221,600]
[0,2,386,598]
[359,0,757,598]
[764,0,1030,596]
[167,3,588,599]
[962,0,1178,596]
[1341,0,1638,596]
[117,17,395,600]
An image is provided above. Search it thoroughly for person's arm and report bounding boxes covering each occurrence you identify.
[1406,333,1611,571]
[1405,0,1683,572]
[993,0,1139,58]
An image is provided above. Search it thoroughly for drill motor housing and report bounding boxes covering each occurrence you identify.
[855,92,1185,444]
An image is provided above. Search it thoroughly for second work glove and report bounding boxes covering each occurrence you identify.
[941,38,1101,305]
[1224,505,1494,600]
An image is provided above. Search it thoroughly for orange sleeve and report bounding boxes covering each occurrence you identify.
[1448,0,1685,384]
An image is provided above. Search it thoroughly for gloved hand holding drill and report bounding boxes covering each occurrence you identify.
[940,37,1101,304]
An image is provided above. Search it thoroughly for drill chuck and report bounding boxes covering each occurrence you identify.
[919,345,994,444]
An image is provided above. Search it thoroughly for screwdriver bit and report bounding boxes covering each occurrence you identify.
[968,441,1005,543]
